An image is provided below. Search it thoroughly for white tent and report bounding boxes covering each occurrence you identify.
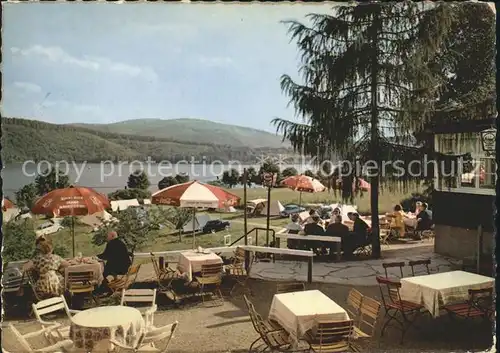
[2,207,20,223]
[250,199,285,217]
[224,206,237,213]
[111,199,140,212]
[183,214,211,233]
[80,210,117,229]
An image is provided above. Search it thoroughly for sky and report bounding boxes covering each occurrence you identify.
[2,2,334,132]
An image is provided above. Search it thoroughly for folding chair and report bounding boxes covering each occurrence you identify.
[110,321,179,353]
[376,276,423,344]
[276,282,305,294]
[150,253,177,284]
[443,287,494,322]
[195,263,224,305]
[346,289,364,322]
[108,264,142,295]
[8,324,74,353]
[382,262,405,279]
[408,259,431,276]
[352,296,381,350]
[121,289,158,329]
[305,319,355,352]
[66,271,98,307]
[225,247,252,296]
[32,295,80,343]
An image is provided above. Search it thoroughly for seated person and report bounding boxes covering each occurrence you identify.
[325,215,350,258]
[97,231,132,284]
[345,212,370,257]
[414,201,423,216]
[302,209,318,225]
[304,215,325,254]
[329,207,342,224]
[23,235,69,299]
[285,214,303,249]
[386,204,406,238]
[416,202,433,233]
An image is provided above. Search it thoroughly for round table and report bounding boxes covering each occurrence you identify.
[69,306,145,352]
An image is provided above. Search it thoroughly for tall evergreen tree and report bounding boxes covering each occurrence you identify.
[272,2,455,258]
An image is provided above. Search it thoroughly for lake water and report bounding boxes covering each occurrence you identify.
[2,163,316,198]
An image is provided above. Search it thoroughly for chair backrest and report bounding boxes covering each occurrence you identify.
[346,289,364,321]
[243,295,261,333]
[358,296,381,337]
[121,289,156,307]
[2,269,25,293]
[234,247,246,264]
[382,262,405,278]
[140,321,179,353]
[126,263,142,284]
[32,295,72,325]
[276,282,305,294]
[201,263,223,278]
[67,271,93,284]
[314,319,354,346]
[24,269,42,302]
[375,276,402,308]
[469,287,493,312]
[150,254,163,279]
[8,324,35,353]
[408,259,431,276]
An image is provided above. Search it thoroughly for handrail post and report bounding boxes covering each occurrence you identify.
[307,257,313,283]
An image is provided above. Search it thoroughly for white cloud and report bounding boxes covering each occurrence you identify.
[13,81,42,93]
[198,55,234,68]
[10,45,158,82]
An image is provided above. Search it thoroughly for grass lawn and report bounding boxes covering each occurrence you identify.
[26,187,417,258]
[225,187,416,214]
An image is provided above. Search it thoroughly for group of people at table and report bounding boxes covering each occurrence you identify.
[283,202,433,259]
[21,231,132,301]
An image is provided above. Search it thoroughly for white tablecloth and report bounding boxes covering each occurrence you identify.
[269,290,349,344]
[64,261,104,289]
[399,270,494,318]
[177,251,223,282]
[70,306,144,352]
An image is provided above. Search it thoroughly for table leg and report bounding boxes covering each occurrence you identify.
[336,243,341,262]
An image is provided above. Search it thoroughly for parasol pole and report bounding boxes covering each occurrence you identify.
[299,191,302,208]
[192,207,196,249]
[71,215,76,257]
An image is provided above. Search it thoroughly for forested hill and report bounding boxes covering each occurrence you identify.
[1,118,291,164]
[71,118,289,148]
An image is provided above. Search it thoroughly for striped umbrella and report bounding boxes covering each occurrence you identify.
[281,175,326,206]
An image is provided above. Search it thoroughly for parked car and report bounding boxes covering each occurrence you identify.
[280,204,306,217]
[35,222,64,237]
[202,220,231,234]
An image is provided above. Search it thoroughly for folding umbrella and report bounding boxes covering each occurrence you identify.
[31,185,110,257]
[152,180,241,248]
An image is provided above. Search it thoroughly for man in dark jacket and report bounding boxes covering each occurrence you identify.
[304,215,325,254]
[345,212,370,258]
[97,231,132,280]
[325,215,350,259]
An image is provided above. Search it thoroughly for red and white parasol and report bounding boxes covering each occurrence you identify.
[280,175,326,206]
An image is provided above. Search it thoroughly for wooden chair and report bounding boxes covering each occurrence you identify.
[225,247,252,296]
[67,271,98,307]
[25,268,44,303]
[408,259,431,276]
[108,264,142,295]
[194,263,223,305]
[376,276,423,344]
[121,289,158,329]
[276,282,306,294]
[382,262,405,279]
[352,296,381,349]
[443,287,494,321]
[150,253,177,285]
[32,296,80,343]
[346,289,364,323]
[305,319,355,353]
[244,295,309,352]
[8,324,75,353]
[110,321,179,353]
[379,229,390,246]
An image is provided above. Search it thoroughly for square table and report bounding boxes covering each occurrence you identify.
[399,270,494,318]
[177,251,223,282]
[268,290,350,345]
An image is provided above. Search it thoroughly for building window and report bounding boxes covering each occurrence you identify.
[434,133,496,195]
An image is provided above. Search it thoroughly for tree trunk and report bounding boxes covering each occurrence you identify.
[370,13,382,259]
